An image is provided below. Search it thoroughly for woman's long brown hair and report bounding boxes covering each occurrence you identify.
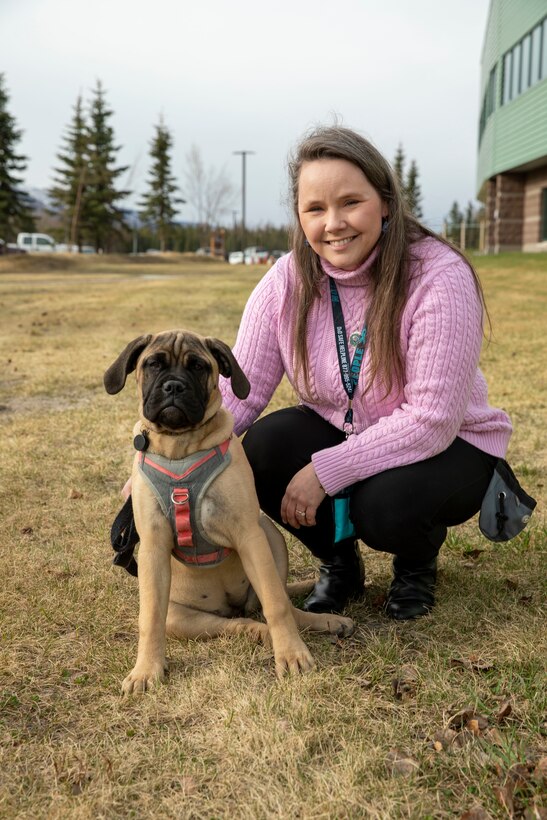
[288,125,487,399]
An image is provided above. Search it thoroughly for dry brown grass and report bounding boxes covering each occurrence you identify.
[0,253,545,819]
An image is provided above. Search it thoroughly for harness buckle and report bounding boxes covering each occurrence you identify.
[171,488,189,505]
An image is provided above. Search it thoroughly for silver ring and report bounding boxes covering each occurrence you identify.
[296,509,306,517]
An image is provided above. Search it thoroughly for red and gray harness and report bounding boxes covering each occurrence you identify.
[137,439,233,568]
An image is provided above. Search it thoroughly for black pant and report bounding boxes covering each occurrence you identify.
[242,406,497,564]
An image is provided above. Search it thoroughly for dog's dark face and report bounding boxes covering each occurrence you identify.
[104,330,250,431]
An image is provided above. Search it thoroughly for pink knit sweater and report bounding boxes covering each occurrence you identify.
[220,237,512,497]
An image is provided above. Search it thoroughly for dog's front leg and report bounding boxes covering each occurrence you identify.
[122,530,171,695]
[238,527,315,678]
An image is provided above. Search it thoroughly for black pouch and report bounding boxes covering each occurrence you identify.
[110,495,140,576]
[479,459,537,542]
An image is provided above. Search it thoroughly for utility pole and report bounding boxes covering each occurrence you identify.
[233,150,254,252]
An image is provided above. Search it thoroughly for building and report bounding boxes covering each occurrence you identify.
[477,1,547,252]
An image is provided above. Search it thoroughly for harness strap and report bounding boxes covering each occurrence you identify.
[172,487,192,547]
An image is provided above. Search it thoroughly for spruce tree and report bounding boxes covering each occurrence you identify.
[392,145,424,220]
[446,201,464,244]
[405,160,423,219]
[139,118,184,251]
[49,94,89,249]
[85,81,129,252]
[393,144,405,189]
[0,73,34,240]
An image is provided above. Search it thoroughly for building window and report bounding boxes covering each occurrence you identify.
[501,15,547,106]
[531,24,542,84]
[502,51,512,103]
[521,34,531,90]
[479,64,498,144]
[542,189,547,241]
[511,42,522,98]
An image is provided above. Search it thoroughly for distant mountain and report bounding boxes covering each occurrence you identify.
[25,187,55,211]
[23,187,195,230]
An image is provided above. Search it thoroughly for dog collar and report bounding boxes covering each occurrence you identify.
[134,428,182,451]
[134,412,222,452]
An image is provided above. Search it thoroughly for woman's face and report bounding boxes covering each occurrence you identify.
[297,158,388,271]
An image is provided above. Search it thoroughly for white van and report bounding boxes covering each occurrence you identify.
[17,233,56,253]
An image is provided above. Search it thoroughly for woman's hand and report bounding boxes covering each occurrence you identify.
[281,463,326,529]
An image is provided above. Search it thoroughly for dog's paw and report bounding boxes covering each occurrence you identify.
[121,660,168,695]
[247,621,272,649]
[274,639,315,678]
[324,614,355,638]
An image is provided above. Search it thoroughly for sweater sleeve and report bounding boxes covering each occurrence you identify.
[219,265,286,436]
[311,256,485,495]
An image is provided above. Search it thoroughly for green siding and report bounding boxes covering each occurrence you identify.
[477,0,547,196]
[481,0,547,78]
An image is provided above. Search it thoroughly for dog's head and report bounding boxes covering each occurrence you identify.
[104,330,250,431]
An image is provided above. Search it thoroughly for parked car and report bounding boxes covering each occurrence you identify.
[0,238,27,255]
[16,232,56,252]
[244,246,269,264]
[228,250,244,264]
[55,243,96,254]
[267,250,287,264]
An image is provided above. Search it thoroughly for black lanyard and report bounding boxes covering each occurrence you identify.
[329,278,367,438]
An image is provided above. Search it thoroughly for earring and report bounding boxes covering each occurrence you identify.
[382,217,389,234]
[304,239,310,246]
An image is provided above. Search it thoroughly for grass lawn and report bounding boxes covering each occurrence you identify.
[0,251,545,819]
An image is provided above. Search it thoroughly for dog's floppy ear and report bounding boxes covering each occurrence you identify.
[104,335,153,395]
[205,337,250,400]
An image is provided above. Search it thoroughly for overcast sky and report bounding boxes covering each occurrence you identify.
[3,0,490,231]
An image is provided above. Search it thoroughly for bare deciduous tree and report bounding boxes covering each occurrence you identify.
[183,144,235,227]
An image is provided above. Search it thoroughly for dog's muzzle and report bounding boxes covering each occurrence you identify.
[143,375,208,429]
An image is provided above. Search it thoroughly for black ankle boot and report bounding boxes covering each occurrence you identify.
[385,555,437,621]
[303,541,364,614]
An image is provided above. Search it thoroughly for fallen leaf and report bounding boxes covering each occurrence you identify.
[463,549,485,560]
[461,806,493,819]
[451,656,494,673]
[507,762,533,788]
[468,719,481,736]
[392,665,418,701]
[505,578,519,590]
[348,676,373,689]
[386,750,420,777]
[21,526,33,535]
[69,488,83,499]
[448,706,489,732]
[493,783,514,816]
[496,699,513,723]
[432,728,459,750]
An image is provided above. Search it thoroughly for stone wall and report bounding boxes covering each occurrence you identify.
[523,166,547,251]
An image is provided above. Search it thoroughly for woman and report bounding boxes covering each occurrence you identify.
[219,125,512,620]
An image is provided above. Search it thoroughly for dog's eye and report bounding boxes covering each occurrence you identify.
[190,360,204,372]
[146,359,162,371]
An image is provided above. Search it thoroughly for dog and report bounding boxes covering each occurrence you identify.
[104,330,354,694]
